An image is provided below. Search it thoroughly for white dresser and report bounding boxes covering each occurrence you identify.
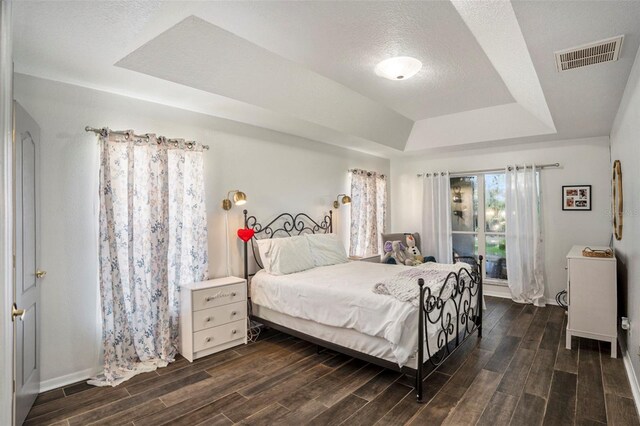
[566,245,617,358]
[180,276,247,362]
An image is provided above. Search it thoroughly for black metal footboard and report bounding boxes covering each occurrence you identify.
[415,255,483,402]
[240,209,484,404]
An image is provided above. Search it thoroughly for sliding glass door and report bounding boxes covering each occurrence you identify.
[450,174,507,284]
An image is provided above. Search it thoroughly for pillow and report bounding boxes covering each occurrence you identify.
[256,236,315,275]
[305,233,348,267]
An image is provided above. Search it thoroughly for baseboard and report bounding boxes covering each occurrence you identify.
[483,285,559,306]
[618,332,640,419]
[39,367,99,393]
[544,297,559,306]
[483,284,511,299]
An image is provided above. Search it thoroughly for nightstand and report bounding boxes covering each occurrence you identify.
[179,276,247,362]
[349,254,381,263]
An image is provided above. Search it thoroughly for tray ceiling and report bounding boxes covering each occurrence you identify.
[12,1,640,157]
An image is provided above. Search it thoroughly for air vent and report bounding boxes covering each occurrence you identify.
[555,35,624,72]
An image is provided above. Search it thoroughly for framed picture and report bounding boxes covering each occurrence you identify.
[562,185,591,211]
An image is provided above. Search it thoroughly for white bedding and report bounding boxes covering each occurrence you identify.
[253,304,404,366]
[250,261,474,367]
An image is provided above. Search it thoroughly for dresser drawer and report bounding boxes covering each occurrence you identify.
[192,301,247,332]
[193,319,245,353]
[192,283,246,311]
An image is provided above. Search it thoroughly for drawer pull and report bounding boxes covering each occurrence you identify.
[204,290,239,303]
[206,337,212,342]
[231,311,237,316]
[206,317,212,322]
[232,330,237,335]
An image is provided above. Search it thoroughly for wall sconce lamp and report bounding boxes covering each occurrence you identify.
[222,189,247,276]
[222,189,247,210]
[333,194,351,209]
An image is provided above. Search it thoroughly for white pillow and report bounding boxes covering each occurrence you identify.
[305,233,348,267]
[256,236,315,275]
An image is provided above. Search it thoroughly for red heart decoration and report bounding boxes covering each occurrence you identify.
[237,228,255,242]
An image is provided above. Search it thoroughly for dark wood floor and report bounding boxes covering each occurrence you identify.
[27,297,639,425]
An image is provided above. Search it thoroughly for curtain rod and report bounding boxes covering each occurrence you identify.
[417,162,560,177]
[347,168,386,178]
[85,126,210,150]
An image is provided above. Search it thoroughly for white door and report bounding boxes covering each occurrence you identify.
[13,101,42,426]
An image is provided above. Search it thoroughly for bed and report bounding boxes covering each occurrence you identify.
[242,209,483,402]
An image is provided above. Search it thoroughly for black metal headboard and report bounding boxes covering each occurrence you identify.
[242,209,333,280]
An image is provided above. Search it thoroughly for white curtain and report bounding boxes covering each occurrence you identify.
[349,169,387,257]
[421,172,453,264]
[505,164,545,307]
[91,131,209,386]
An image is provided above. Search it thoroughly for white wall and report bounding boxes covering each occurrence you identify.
[0,1,13,423]
[610,40,640,393]
[390,136,612,302]
[14,68,620,391]
[14,73,389,387]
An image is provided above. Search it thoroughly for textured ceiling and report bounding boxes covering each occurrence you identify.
[175,1,514,121]
[11,1,640,156]
[116,16,413,150]
[512,0,640,141]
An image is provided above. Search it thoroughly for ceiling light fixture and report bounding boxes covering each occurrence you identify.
[375,56,422,81]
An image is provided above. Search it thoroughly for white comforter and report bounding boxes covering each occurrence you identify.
[250,261,468,366]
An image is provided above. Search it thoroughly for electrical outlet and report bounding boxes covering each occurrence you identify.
[622,317,631,334]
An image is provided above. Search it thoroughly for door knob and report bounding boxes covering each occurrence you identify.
[12,304,25,321]
[36,270,47,279]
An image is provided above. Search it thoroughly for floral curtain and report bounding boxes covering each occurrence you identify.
[349,169,387,257]
[90,131,208,386]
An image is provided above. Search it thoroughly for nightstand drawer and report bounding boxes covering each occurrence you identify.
[193,319,245,353]
[192,301,247,332]
[192,283,246,311]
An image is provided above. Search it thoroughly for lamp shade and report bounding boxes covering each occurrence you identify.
[341,195,351,205]
[234,191,247,205]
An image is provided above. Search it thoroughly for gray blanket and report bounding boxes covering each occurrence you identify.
[373,263,466,307]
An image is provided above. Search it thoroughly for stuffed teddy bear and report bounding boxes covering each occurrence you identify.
[405,234,423,264]
[381,240,417,266]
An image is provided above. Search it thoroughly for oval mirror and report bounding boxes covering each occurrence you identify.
[612,160,623,240]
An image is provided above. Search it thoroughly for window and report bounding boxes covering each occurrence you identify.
[450,174,507,282]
